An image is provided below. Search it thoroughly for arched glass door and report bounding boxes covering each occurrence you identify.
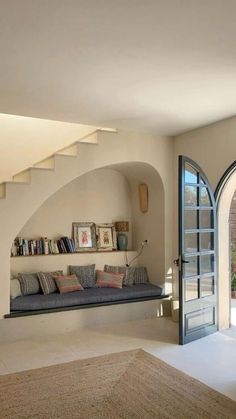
[179,156,217,345]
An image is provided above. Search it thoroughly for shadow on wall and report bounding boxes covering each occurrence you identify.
[108,162,165,289]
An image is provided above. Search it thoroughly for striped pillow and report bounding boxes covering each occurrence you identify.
[104,265,134,286]
[133,267,149,284]
[96,270,124,289]
[54,274,84,294]
[69,264,96,288]
[10,278,22,299]
[18,273,41,295]
[37,271,63,295]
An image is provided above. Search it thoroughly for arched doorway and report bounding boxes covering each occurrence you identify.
[216,161,236,329]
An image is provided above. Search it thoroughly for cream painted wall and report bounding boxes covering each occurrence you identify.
[19,168,133,246]
[174,116,236,190]
[0,129,174,318]
[0,113,99,182]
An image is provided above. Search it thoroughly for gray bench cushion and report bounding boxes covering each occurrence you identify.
[10,284,163,311]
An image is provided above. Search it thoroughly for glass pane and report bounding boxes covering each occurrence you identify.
[186,307,214,332]
[185,163,198,183]
[185,233,198,253]
[184,256,198,277]
[200,187,211,206]
[185,209,197,229]
[185,186,197,206]
[200,232,213,251]
[201,276,214,297]
[200,210,213,229]
[201,254,214,274]
[200,177,205,185]
[185,278,198,301]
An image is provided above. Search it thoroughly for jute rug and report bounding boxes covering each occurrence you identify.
[0,349,236,419]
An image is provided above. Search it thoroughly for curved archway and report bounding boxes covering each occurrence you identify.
[12,162,165,288]
[216,161,236,329]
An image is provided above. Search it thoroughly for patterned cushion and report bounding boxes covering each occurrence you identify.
[69,264,96,288]
[18,273,41,296]
[133,266,149,284]
[96,270,124,289]
[10,278,22,299]
[54,274,84,294]
[104,265,134,286]
[37,271,63,295]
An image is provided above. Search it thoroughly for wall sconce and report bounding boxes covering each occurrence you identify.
[115,221,129,250]
[139,183,148,213]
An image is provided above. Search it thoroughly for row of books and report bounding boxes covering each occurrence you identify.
[11,236,76,256]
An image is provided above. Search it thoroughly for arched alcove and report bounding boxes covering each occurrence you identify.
[11,162,165,288]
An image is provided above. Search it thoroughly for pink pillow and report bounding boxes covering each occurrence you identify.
[54,274,84,294]
[96,270,124,289]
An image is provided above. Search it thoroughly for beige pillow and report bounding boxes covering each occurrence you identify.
[10,278,22,299]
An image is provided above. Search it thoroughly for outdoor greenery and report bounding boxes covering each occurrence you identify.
[231,244,236,291]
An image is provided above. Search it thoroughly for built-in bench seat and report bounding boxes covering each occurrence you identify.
[9,284,166,316]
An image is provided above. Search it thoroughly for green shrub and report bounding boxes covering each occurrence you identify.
[232,273,236,291]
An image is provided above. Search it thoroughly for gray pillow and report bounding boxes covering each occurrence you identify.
[18,272,41,296]
[133,266,149,284]
[37,271,63,295]
[69,264,96,288]
[104,265,134,286]
[10,278,22,299]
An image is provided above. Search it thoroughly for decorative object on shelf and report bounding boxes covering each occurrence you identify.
[125,239,149,266]
[115,221,129,250]
[72,222,96,252]
[139,183,148,213]
[96,223,117,251]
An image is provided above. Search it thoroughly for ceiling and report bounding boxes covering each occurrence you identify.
[1,0,236,136]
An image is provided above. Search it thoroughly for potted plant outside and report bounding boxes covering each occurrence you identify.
[231,273,236,298]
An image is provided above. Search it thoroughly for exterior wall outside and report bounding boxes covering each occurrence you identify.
[230,191,236,273]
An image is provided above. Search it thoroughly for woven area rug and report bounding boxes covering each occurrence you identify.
[0,349,236,419]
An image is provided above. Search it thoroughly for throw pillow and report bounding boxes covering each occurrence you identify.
[37,271,63,295]
[133,266,149,284]
[10,278,22,299]
[104,265,134,286]
[18,272,41,296]
[96,270,124,289]
[54,274,84,294]
[69,264,96,288]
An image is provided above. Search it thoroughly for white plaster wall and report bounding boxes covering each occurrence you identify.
[19,168,133,246]
[0,113,98,182]
[174,116,236,190]
[0,129,174,318]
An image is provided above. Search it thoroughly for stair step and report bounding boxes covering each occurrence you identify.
[80,131,98,143]
[56,143,78,157]
[0,183,6,198]
[13,169,31,183]
[34,157,55,169]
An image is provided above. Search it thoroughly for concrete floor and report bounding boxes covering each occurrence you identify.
[0,312,236,401]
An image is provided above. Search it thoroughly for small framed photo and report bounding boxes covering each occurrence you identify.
[72,222,96,251]
[96,223,117,251]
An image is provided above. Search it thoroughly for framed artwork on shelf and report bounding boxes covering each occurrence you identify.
[72,222,97,251]
[96,223,117,251]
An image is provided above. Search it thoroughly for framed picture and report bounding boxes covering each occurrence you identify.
[96,223,117,251]
[72,222,96,251]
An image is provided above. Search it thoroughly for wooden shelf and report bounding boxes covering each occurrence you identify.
[11,250,136,258]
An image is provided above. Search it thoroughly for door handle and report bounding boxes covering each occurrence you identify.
[174,257,189,269]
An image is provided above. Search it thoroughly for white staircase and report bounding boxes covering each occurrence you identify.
[0,130,103,200]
